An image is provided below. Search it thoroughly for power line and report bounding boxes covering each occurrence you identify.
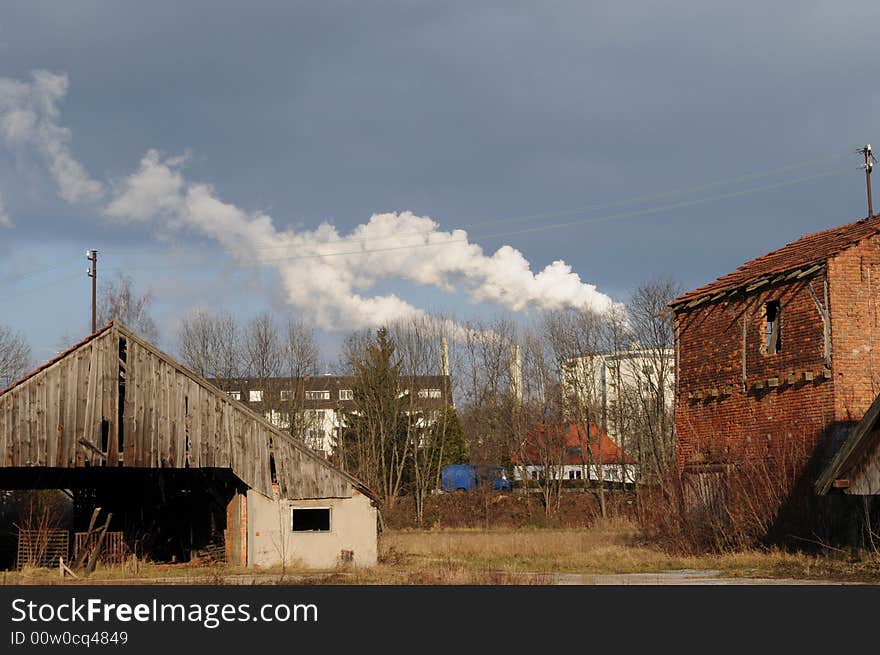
[193,164,855,268]
[209,149,855,253]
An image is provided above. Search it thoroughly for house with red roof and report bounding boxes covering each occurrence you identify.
[511,422,637,484]
[671,212,880,537]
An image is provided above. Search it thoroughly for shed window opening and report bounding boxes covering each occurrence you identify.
[291,508,331,532]
[765,301,781,354]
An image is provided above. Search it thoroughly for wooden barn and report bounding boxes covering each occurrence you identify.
[0,322,378,569]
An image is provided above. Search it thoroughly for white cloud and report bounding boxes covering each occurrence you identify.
[2,70,619,331]
[106,152,617,330]
[0,71,103,203]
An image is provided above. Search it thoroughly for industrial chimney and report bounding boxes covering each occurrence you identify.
[509,343,523,402]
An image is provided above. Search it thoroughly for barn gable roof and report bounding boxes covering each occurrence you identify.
[0,322,377,502]
[671,214,880,310]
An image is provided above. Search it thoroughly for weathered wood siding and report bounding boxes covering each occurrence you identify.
[0,325,355,500]
[0,329,117,469]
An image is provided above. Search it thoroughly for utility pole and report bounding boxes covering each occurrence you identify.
[86,249,97,333]
[861,144,875,218]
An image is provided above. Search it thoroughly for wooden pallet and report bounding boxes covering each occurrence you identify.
[17,529,68,569]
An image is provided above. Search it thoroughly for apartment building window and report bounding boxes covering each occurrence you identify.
[418,388,442,399]
[249,390,263,402]
[228,391,241,401]
[305,390,330,400]
[280,390,292,401]
[339,389,353,401]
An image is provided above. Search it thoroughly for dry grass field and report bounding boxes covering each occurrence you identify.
[3,520,880,584]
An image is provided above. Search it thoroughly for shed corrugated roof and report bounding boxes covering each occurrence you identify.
[671,214,880,309]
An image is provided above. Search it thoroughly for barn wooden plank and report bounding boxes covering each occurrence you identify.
[25,382,34,465]
[137,344,148,467]
[177,371,186,466]
[46,361,59,466]
[105,334,119,465]
[0,395,7,466]
[200,386,209,467]
[191,381,202,467]
[35,378,44,465]
[63,357,75,466]
[82,346,93,463]
[123,338,136,467]
[156,360,167,466]
[162,361,171,466]
[75,349,89,467]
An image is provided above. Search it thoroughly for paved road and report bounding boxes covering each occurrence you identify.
[544,569,854,585]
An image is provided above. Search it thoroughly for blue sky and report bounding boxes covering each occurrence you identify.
[1,1,879,364]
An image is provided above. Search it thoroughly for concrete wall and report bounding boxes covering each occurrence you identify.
[246,490,378,569]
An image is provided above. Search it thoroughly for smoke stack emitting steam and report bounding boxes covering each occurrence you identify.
[0,71,620,330]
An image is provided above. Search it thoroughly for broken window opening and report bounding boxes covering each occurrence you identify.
[291,508,331,532]
[765,300,781,355]
[100,419,109,454]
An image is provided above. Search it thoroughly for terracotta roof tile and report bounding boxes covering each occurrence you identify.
[671,214,880,308]
[512,422,635,466]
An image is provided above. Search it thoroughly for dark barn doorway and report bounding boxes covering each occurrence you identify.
[0,468,245,570]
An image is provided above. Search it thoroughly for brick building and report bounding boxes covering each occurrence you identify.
[671,214,880,535]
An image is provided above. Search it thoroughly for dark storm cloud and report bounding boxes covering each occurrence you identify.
[1,1,879,351]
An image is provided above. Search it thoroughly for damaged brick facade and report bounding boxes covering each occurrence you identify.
[673,216,880,529]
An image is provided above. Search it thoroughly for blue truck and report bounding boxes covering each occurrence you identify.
[441,464,512,492]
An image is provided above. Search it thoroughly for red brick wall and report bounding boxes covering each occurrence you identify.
[827,234,880,422]
[675,271,835,472]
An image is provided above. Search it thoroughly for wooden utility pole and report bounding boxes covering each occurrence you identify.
[862,144,875,218]
[86,249,97,333]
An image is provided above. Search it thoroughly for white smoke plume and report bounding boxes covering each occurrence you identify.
[3,71,618,330]
[0,192,11,228]
[0,71,103,203]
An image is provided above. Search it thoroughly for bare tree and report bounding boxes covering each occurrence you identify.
[97,273,158,341]
[457,318,519,466]
[0,324,30,387]
[513,325,567,514]
[390,315,455,524]
[241,313,283,427]
[177,309,241,386]
[626,278,680,480]
[543,306,610,516]
[281,317,321,443]
[242,313,282,380]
